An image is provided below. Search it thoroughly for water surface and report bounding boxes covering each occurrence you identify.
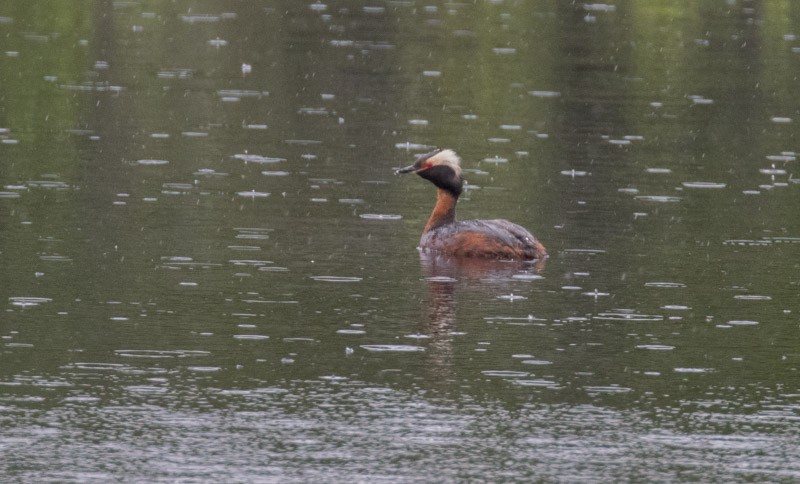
[1,1,799,482]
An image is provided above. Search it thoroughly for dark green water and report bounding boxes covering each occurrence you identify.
[1,1,799,481]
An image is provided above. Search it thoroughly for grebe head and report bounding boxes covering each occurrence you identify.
[395,148,464,196]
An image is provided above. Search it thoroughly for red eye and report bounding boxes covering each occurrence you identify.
[423,162,433,169]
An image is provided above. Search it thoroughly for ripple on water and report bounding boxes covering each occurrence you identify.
[595,312,664,322]
[681,181,727,189]
[674,367,715,374]
[135,159,169,166]
[726,320,759,326]
[310,276,363,282]
[404,333,431,340]
[9,296,52,308]
[766,154,795,162]
[511,274,544,281]
[425,276,457,283]
[237,191,270,198]
[723,239,771,247]
[512,379,560,388]
[229,259,273,267]
[360,345,425,353]
[359,214,402,220]
[234,227,272,240]
[645,282,687,288]
[114,349,211,359]
[528,90,561,98]
[63,362,131,371]
[232,154,286,163]
[125,385,168,395]
[492,47,516,55]
[258,266,289,273]
[40,255,72,262]
[662,305,691,310]
[395,142,433,150]
[481,370,529,378]
[635,344,675,351]
[564,248,606,255]
[635,195,682,203]
[187,366,222,372]
[232,334,270,340]
[689,95,713,105]
[733,295,772,301]
[27,180,71,189]
[584,385,633,394]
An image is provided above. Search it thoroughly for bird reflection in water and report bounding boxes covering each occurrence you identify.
[418,252,546,381]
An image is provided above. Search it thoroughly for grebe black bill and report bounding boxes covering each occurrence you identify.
[395,149,547,261]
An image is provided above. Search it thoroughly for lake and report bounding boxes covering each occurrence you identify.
[1,1,799,482]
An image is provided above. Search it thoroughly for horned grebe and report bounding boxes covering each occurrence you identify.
[396,149,547,260]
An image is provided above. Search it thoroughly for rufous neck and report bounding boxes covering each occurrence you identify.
[424,188,458,232]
